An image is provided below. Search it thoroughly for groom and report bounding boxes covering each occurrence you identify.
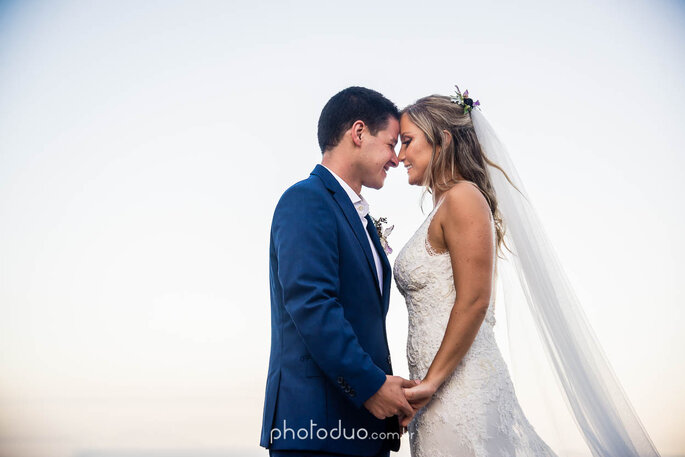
[260,87,416,457]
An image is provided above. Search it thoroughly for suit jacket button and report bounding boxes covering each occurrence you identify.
[349,389,356,397]
[344,386,351,393]
[337,376,344,384]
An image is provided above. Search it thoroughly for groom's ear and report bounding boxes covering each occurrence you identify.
[351,120,365,147]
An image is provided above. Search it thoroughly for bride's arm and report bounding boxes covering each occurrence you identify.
[403,183,494,414]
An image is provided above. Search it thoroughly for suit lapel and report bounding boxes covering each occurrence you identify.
[312,165,382,299]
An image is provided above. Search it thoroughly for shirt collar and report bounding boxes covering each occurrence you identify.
[322,165,370,219]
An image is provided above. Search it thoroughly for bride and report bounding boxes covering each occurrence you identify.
[393,88,661,457]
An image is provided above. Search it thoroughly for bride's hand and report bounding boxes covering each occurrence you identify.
[401,379,437,426]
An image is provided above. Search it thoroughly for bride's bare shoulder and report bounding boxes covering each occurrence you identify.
[438,182,491,226]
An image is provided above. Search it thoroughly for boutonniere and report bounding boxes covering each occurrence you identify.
[371,216,394,255]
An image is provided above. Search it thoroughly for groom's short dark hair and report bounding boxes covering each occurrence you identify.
[317,86,399,153]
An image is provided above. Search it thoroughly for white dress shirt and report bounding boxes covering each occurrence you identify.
[322,165,383,293]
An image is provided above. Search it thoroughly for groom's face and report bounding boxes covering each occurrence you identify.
[358,116,400,189]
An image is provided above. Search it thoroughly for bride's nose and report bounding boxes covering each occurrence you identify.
[389,151,399,168]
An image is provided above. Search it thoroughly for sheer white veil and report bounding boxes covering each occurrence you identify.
[470,108,660,457]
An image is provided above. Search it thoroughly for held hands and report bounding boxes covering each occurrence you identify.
[363,375,440,431]
[399,378,439,428]
[363,375,417,423]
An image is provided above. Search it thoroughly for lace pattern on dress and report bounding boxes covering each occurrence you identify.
[393,188,557,457]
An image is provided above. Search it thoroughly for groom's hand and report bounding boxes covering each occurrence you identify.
[363,375,416,421]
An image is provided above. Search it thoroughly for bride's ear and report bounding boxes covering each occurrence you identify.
[441,130,452,150]
[435,130,452,157]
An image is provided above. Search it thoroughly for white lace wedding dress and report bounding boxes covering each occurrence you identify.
[394,190,558,457]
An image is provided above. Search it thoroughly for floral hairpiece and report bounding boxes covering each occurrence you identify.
[450,85,480,114]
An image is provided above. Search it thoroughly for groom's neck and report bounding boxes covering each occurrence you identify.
[321,153,363,195]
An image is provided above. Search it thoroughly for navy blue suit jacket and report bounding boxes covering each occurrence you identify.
[260,165,398,455]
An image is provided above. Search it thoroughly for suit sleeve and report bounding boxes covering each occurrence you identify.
[272,185,386,408]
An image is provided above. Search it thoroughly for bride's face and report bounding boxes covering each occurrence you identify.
[399,114,433,186]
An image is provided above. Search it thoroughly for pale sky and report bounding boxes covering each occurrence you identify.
[1,1,683,456]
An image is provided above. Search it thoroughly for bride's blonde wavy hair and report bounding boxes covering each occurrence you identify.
[401,95,517,254]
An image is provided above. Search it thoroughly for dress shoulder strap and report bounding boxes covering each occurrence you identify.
[430,194,447,220]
